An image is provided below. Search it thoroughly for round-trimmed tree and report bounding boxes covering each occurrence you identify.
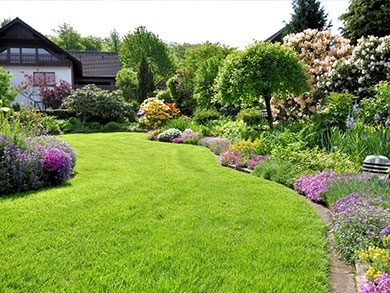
[215,41,309,128]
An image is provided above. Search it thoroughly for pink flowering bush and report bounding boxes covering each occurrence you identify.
[361,273,390,293]
[295,170,340,201]
[221,150,267,170]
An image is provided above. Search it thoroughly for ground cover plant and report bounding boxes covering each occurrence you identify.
[0,133,329,291]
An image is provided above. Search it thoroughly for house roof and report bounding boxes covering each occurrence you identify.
[0,17,82,71]
[264,28,285,43]
[67,51,121,78]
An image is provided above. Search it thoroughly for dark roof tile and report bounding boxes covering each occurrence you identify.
[67,51,121,77]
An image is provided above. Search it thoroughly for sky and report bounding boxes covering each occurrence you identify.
[0,0,350,49]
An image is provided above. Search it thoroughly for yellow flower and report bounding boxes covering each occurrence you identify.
[323,108,330,114]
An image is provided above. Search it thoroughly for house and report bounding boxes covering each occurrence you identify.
[264,28,285,43]
[0,17,121,108]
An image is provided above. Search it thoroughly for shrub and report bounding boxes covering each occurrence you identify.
[146,128,165,141]
[0,133,77,195]
[61,84,135,123]
[0,67,18,107]
[216,120,247,143]
[221,150,267,170]
[193,108,220,125]
[197,137,229,155]
[158,128,182,142]
[182,132,203,145]
[167,71,196,116]
[9,108,59,136]
[139,97,172,128]
[164,116,192,131]
[103,122,122,131]
[236,107,266,128]
[88,121,102,130]
[253,158,295,186]
[155,89,173,103]
[360,81,390,125]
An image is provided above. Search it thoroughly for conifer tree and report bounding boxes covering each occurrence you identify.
[137,55,154,103]
[284,0,331,36]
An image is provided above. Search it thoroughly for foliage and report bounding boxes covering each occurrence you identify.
[61,84,135,123]
[103,121,122,131]
[0,17,11,28]
[157,128,182,142]
[115,68,139,103]
[360,81,390,125]
[283,0,332,36]
[340,0,390,44]
[329,192,390,263]
[0,67,18,107]
[193,108,220,125]
[146,128,165,140]
[216,41,309,128]
[193,56,224,107]
[168,42,200,65]
[80,35,103,51]
[137,55,155,103]
[216,120,247,143]
[317,36,390,100]
[325,174,390,205]
[221,149,267,170]
[253,158,296,186]
[50,23,85,50]
[139,97,171,128]
[164,116,192,131]
[103,29,121,52]
[314,93,357,131]
[167,71,196,116]
[120,26,176,80]
[155,89,172,103]
[236,107,266,128]
[181,131,203,145]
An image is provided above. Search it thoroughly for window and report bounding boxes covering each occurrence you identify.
[22,48,36,64]
[33,72,56,86]
[38,48,58,62]
[10,48,20,63]
[0,48,7,61]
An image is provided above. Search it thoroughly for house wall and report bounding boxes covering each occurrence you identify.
[4,66,72,109]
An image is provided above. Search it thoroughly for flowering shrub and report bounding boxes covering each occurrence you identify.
[318,36,390,100]
[198,137,230,155]
[146,128,165,141]
[158,128,182,142]
[295,170,340,201]
[62,84,135,123]
[0,133,76,195]
[139,98,172,128]
[221,149,267,170]
[182,131,203,145]
[329,192,390,263]
[360,273,390,293]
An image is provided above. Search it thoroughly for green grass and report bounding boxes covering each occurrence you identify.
[0,133,329,292]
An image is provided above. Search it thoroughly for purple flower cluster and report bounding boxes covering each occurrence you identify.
[136,109,145,118]
[171,137,183,143]
[198,137,230,155]
[329,192,390,263]
[295,170,340,201]
[360,273,390,292]
[0,133,77,196]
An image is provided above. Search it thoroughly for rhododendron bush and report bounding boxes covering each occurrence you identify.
[318,36,390,100]
[272,29,353,121]
[139,97,180,128]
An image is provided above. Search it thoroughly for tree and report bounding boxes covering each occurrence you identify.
[80,36,103,51]
[137,55,154,103]
[168,42,200,66]
[115,68,138,102]
[50,23,85,51]
[120,26,176,80]
[284,0,331,36]
[340,0,390,44]
[216,41,309,128]
[0,67,18,107]
[103,29,121,52]
[0,18,11,28]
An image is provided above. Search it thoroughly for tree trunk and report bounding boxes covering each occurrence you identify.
[264,94,273,129]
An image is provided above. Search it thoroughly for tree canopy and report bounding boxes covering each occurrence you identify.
[284,0,331,36]
[340,0,390,44]
[216,41,309,127]
[120,26,176,80]
[50,23,85,51]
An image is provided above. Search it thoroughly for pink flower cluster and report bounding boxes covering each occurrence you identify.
[221,150,267,170]
[295,170,340,201]
[360,273,390,293]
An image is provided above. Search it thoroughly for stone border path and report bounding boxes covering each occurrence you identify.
[216,157,357,292]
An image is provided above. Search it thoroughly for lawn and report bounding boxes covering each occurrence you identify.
[0,133,329,292]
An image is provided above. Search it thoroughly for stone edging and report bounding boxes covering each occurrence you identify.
[217,157,358,292]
